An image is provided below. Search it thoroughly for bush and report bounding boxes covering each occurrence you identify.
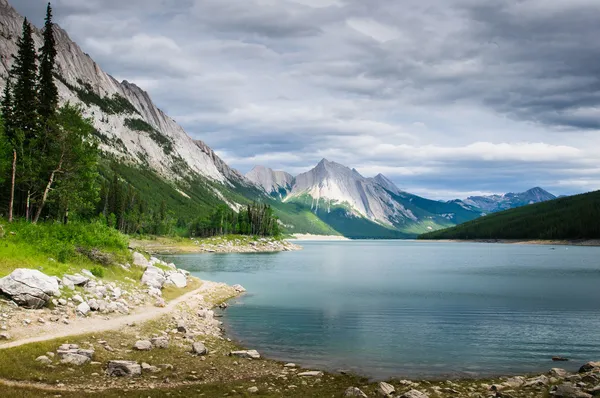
[90,266,105,278]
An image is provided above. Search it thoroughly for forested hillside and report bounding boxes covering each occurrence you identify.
[420,191,600,240]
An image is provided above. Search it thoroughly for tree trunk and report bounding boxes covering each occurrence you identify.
[63,201,69,225]
[32,154,63,224]
[25,190,31,222]
[8,150,16,223]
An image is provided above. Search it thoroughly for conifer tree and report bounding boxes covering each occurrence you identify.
[12,18,39,137]
[38,3,58,121]
[2,76,17,222]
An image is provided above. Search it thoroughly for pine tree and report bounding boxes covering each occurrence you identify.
[2,75,18,222]
[12,18,39,137]
[38,3,58,121]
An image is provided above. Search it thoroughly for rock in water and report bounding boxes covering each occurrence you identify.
[233,284,246,293]
[344,387,368,397]
[141,265,166,289]
[106,360,142,377]
[132,252,149,269]
[378,382,395,397]
[0,269,60,309]
[192,342,208,355]
[399,390,430,398]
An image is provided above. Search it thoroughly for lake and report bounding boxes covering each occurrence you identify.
[164,240,600,380]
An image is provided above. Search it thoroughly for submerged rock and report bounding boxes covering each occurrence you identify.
[0,269,60,309]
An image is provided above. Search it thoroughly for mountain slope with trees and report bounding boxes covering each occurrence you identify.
[419,190,600,240]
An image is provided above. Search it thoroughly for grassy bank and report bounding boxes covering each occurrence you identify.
[0,220,134,281]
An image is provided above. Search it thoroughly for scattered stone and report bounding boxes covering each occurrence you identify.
[192,342,208,355]
[61,353,90,366]
[0,269,60,308]
[0,333,10,340]
[133,340,152,351]
[552,382,593,398]
[72,295,84,304]
[580,362,600,373]
[551,368,570,378]
[141,362,160,373]
[151,337,169,349]
[76,302,91,316]
[81,269,95,279]
[229,350,260,360]
[378,381,395,397]
[63,274,89,287]
[298,371,323,377]
[35,355,52,365]
[344,387,368,397]
[284,363,296,368]
[176,320,187,333]
[399,390,429,398]
[154,298,166,307]
[247,386,259,394]
[524,375,549,387]
[106,360,142,377]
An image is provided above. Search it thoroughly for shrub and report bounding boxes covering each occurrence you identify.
[90,266,105,278]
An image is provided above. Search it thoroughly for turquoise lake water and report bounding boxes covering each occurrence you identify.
[164,240,600,379]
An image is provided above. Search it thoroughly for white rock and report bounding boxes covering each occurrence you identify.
[0,269,60,309]
[72,295,84,304]
[230,350,260,360]
[298,371,323,377]
[141,265,166,289]
[76,302,91,316]
[134,340,152,351]
[378,382,395,396]
[166,273,187,288]
[63,274,89,286]
[344,387,368,397]
[106,360,142,377]
[132,252,150,269]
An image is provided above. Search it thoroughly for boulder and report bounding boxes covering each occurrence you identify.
[76,302,91,316]
[141,265,166,289]
[0,269,60,309]
[378,382,395,397]
[551,368,570,378]
[524,375,550,387]
[580,362,600,373]
[400,390,429,398]
[247,386,259,394]
[61,277,75,290]
[61,353,90,366]
[0,333,10,340]
[151,337,169,349]
[106,360,142,377]
[344,387,368,397]
[192,342,208,355]
[88,299,100,311]
[72,295,84,304]
[232,284,246,293]
[35,355,52,365]
[552,382,593,398]
[166,273,187,288]
[132,252,150,269]
[133,340,152,351]
[63,274,89,287]
[230,350,260,360]
[141,362,160,373]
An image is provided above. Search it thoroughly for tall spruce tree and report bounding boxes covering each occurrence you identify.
[12,18,39,137]
[38,3,58,121]
[2,76,17,222]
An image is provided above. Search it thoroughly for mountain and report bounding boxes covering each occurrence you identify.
[248,159,484,238]
[0,0,269,224]
[462,187,556,213]
[420,190,600,240]
[245,166,294,198]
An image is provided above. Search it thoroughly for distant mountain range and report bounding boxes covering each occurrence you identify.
[246,159,557,238]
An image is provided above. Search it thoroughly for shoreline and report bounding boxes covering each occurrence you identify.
[289,233,350,241]
[418,238,600,247]
[130,235,303,255]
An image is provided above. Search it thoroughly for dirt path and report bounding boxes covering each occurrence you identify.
[0,281,224,350]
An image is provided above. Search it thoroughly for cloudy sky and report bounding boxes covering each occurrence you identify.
[14,0,600,199]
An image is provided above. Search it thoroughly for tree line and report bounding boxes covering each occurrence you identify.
[190,203,281,237]
[0,4,98,224]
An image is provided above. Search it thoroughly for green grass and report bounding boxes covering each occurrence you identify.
[420,190,600,240]
[0,219,133,283]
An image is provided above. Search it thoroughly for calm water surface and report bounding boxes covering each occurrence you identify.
[164,241,600,379]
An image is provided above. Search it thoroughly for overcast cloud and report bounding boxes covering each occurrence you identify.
[14,0,600,199]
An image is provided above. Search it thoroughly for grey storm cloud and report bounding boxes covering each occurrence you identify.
[12,0,600,199]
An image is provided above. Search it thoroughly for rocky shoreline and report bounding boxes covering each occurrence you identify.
[420,238,600,247]
[1,249,599,397]
[130,236,302,255]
